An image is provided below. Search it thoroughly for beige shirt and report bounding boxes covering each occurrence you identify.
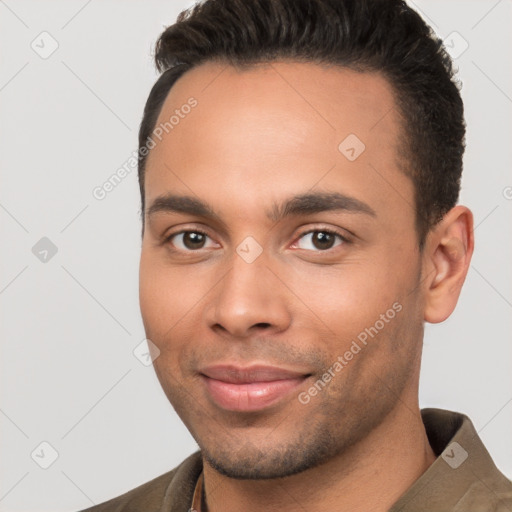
[80,408,512,512]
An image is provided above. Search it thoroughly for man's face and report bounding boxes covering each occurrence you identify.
[139,61,426,479]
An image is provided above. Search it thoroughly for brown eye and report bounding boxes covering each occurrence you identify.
[313,232,336,250]
[182,232,207,249]
[166,230,217,251]
[295,230,345,251]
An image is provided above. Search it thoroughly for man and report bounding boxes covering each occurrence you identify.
[80,0,512,510]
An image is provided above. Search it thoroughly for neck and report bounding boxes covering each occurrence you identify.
[201,398,436,512]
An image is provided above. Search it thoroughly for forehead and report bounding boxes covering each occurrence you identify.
[144,60,411,222]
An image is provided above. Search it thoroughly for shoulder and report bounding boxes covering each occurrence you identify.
[452,479,512,512]
[74,450,202,512]
[77,470,177,512]
[391,409,512,511]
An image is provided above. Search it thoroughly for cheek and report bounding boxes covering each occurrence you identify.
[139,253,182,339]
[283,257,406,337]
[139,252,213,347]
[139,257,190,383]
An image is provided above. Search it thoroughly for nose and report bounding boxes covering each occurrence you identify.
[204,252,292,339]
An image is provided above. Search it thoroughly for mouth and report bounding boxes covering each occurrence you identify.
[199,364,311,412]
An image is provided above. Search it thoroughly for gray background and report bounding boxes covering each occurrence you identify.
[1,1,511,510]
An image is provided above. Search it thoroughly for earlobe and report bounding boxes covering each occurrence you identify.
[423,206,474,324]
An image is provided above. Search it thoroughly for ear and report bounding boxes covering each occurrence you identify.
[422,205,474,324]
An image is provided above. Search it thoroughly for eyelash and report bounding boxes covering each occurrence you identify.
[163,227,350,253]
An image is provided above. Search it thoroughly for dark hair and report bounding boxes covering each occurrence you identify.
[138,0,465,245]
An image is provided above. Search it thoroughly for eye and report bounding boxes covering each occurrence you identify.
[293,229,347,252]
[164,227,348,253]
[165,230,218,251]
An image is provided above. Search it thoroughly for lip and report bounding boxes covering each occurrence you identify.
[200,365,310,412]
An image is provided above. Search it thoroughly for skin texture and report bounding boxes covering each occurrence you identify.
[139,61,474,512]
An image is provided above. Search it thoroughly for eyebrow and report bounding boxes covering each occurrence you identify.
[146,191,376,223]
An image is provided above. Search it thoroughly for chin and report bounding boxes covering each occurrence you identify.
[200,430,337,480]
